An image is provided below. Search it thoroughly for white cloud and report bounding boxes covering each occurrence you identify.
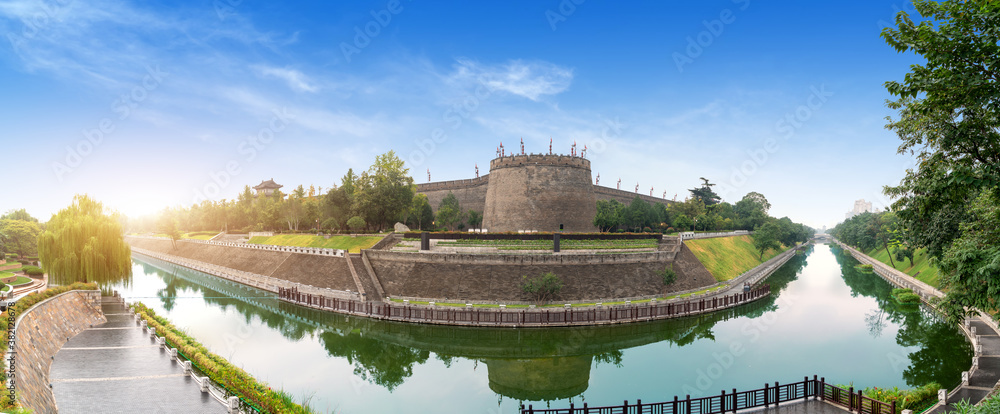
[253,65,319,93]
[449,59,573,101]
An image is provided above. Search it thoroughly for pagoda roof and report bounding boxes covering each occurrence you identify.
[253,178,283,190]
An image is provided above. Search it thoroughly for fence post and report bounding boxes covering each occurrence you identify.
[764,383,769,407]
[820,377,826,401]
[848,387,854,411]
[857,389,863,413]
[812,375,818,400]
[686,395,692,414]
[720,390,726,412]
[774,382,780,407]
[732,388,737,413]
[673,395,678,413]
[891,400,896,414]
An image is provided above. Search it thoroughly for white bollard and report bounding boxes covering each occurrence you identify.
[149,327,155,337]
[169,348,178,360]
[974,357,979,368]
[962,371,969,385]
[183,360,192,374]
[199,376,209,392]
[902,410,913,414]
[939,389,947,405]
[228,396,240,413]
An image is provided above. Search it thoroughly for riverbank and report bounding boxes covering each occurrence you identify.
[833,239,1000,412]
[130,240,799,327]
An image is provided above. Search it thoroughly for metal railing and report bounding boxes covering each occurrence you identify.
[278,284,771,327]
[520,376,894,414]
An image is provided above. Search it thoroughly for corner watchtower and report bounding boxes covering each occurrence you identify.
[482,154,597,232]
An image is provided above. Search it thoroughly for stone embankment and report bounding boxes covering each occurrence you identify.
[14,290,104,413]
[834,240,1000,413]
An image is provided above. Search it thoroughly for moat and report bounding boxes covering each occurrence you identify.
[109,243,972,413]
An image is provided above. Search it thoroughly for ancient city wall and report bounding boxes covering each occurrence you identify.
[364,244,714,303]
[483,154,597,232]
[15,290,104,414]
[593,185,673,206]
[416,175,489,212]
[125,237,357,292]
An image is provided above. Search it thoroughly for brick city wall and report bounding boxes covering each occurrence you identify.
[15,290,104,414]
[483,154,597,232]
[416,175,490,213]
[364,245,714,303]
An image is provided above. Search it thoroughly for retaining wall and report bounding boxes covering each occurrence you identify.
[126,237,357,292]
[416,175,490,213]
[14,290,104,414]
[364,246,711,303]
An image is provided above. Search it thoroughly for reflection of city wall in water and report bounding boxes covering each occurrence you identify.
[132,252,808,401]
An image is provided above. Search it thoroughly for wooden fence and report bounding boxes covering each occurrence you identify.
[520,376,895,414]
[277,285,771,327]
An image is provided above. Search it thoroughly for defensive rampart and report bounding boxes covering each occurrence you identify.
[483,154,597,232]
[415,175,490,212]
[593,185,673,206]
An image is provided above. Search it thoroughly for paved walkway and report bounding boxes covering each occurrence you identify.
[742,400,848,413]
[49,296,226,414]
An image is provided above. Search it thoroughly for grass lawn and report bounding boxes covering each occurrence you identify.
[684,235,785,282]
[864,246,940,288]
[7,276,32,286]
[248,234,383,253]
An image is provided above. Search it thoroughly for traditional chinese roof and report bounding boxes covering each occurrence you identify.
[253,178,283,190]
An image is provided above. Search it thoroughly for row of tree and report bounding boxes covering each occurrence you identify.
[830,211,914,268]
[134,151,417,235]
[844,0,1000,322]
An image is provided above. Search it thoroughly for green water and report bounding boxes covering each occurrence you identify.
[109,243,972,413]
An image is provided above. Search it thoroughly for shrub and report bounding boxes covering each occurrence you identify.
[659,265,677,286]
[896,292,921,304]
[855,264,874,272]
[21,266,43,276]
[521,272,563,302]
[863,382,940,412]
[347,216,366,232]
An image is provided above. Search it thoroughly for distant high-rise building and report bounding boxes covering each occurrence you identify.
[845,199,873,219]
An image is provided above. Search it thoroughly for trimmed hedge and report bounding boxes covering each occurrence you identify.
[0,282,99,411]
[131,303,313,413]
[20,266,43,276]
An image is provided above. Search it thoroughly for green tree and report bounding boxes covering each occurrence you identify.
[521,272,563,303]
[881,0,1000,322]
[0,219,41,257]
[673,213,693,231]
[594,199,623,232]
[353,151,415,232]
[752,221,782,260]
[1,208,38,222]
[322,186,352,233]
[735,192,770,230]
[37,195,132,285]
[659,264,677,288]
[435,193,464,230]
[688,177,721,206]
[466,210,483,230]
[157,210,182,250]
[408,194,434,230]
[347,216,366,233]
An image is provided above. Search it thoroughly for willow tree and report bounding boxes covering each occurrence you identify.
[38,195,132,286]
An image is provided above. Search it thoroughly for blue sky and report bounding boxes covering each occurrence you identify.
[1,0,923,229]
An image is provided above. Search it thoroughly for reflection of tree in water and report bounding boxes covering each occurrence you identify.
[319,331,429,391]
[833,246,973,388]
[130,251,814,400]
